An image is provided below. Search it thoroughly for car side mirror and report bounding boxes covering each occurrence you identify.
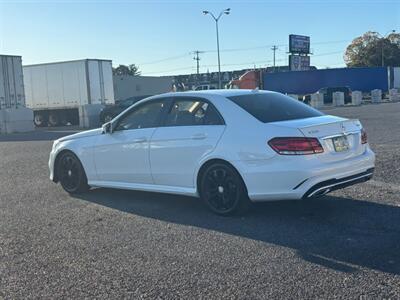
[102,122,113,134]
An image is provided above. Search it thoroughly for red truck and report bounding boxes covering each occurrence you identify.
[227,70,261,89]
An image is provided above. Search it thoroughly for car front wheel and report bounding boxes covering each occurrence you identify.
[200,163,250,216]
[57,151,89,194]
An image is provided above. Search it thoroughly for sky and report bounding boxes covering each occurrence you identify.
[1,0,399,76]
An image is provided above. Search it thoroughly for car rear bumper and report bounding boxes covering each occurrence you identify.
[232,147,375,202]
[302,168,374,198]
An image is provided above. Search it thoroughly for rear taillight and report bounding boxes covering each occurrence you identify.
[361,129,368,144]
[268,137,324,155]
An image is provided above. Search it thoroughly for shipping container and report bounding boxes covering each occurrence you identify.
[0,55,25,109]
[389,67,400,89]
[262,67,390,95]
[23,59,114,126]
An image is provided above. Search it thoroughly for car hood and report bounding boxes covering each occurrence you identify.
[57,128,102,142]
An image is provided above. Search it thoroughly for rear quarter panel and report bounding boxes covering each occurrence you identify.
[206,94,305,162]
[192,94,307,194]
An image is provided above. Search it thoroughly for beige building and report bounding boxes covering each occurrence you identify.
[113,75,173,101]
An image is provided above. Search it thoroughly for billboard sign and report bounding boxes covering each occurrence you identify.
[289,55,310,71]
[289,34,310,54]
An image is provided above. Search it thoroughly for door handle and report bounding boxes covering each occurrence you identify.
[191,133,207,140]
[132,137,147,143]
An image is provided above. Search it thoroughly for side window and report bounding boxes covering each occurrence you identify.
[164,98,224,127]
[115,101,165,131]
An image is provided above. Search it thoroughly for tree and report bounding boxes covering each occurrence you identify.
[344,31,400,67]
[112,64,141,76]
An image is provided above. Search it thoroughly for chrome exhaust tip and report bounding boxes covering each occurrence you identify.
[321,188,330,195]
[309,188,331,198]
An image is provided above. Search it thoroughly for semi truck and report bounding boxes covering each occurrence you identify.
[23,59,115,127]
[229,67,400,96]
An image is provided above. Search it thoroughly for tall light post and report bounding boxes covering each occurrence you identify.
[203,8,230,89]
[373,30,395,66]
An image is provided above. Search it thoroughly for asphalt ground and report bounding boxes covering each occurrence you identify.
[0,102,399,299]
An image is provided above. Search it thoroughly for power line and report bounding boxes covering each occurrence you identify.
[136,40,350,66]
[202,43,286,53]
[141,50,345,75]
[312,50,343,57]
[205,50,343,69]
[312,40,349,45]
[138,53,190,65]
[200,58,286,69]
[142,66,195,75]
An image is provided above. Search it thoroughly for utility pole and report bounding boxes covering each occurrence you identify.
[373,30,395,67]
[192,50,204,75]
[271,45,278,71]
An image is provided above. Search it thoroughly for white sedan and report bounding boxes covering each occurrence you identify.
[49,90,375,215]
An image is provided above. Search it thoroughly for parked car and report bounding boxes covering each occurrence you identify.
[99,96,150,124]
[303,86,352,104]
[49,90,375,215]
[194,84,217,91]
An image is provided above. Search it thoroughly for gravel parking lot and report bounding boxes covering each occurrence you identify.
[0,103,399,299]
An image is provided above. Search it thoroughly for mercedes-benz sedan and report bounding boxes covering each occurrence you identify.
[49,90,375,215]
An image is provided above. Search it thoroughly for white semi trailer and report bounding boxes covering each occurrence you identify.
[0,54,34,134]
[23,59,114,126]
[0,55,25,109]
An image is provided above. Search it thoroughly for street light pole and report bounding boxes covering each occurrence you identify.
[374,30,395,67]
[203,8,230,89]
[215,19,221,89]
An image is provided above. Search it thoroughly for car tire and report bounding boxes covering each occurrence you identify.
[34,113,47,127]
[60,114,68,126]
[48,113,59,127]
[57,151,89,194]
[199,162,250,216]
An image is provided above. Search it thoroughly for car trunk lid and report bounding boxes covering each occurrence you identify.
[271,115,364,162]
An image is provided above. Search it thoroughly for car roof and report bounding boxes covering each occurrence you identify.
[154,89,275,99]
[133,89,279,107]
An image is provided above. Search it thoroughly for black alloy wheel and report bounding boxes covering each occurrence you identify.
[200,163,249,216]
[57,152,89,194]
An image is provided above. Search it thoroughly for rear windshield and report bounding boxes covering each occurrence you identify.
[227,92,323,123]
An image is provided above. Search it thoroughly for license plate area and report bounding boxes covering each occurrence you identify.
[332,135,349,152]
